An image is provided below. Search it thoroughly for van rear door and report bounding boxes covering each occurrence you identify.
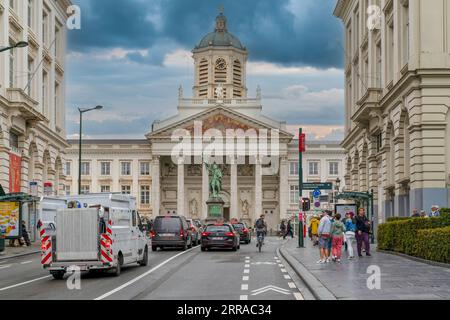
[154,216,182,241]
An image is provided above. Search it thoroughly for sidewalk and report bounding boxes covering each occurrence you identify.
[0,242,40,261]
[280,238,450,300]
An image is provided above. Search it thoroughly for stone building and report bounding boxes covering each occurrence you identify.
[0,0,72,195]
[334,0,450,222]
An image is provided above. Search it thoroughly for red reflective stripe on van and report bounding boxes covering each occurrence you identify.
[41,252,52,265]
[101,250,113,262]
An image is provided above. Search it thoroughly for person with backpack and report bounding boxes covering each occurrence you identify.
[284,218,294,239]
[330,214,346,263]
[254,214,267,246]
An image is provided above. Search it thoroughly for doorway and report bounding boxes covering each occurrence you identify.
[223,207,230,222]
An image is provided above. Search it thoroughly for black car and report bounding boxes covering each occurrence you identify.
[201,223,240,251]
[151,215,194,251]
[232,222,251,244]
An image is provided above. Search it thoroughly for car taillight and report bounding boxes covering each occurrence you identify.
[226,232,235,237]
[202,232,211,237]
[191,227,196,232]
[150,231,156,238]
[243,228,248,234]
[180,230,184,238]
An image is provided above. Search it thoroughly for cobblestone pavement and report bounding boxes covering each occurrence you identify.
[284,238,450,300]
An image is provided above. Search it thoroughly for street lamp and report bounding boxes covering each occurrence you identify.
[78,106,103,195]
[0,41,29,53]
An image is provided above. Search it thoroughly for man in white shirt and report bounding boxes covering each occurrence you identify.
[317,211,332,264]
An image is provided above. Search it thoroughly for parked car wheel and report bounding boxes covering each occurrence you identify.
[51,271,65,280]
[113,254,123,276]
[139,246,148,266]
[152,245,157,252]
[201,246,207,252]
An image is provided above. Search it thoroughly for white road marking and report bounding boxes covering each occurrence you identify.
[245,264,250,268]
[245,260,250,264]
[278,264,284,267]
[0,275,52,292]
[251,262,276,265]
[94,245,198,300]
[241,284,248,291]
[288,282,296,289]
[20,261,33,265]
[0,265,11,270]
[242,276,249,281]
[283,274,291,280]
[293,292,305,300]
[240,295,248,300]
[243,269,250,274]
[245,256,250,259]
[251,285,291,296]
[281,269,287,273]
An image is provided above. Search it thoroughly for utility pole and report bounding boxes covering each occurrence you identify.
[298,128,305,248]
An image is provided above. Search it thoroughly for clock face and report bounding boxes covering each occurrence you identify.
[215,58,227,70]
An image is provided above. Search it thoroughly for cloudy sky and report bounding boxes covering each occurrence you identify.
[66,0,344,141]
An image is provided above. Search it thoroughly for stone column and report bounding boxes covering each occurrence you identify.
[202,162,209,220]
[279,157,288,220]
[177,159,185,215]
[151,157,160,217]
[230,158,238,221]
[254,158,263,222]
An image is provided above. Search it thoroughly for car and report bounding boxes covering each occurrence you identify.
[151,215,194,251]
[201,223,240,251]
[186,219,201,245]
[232,222,251,244]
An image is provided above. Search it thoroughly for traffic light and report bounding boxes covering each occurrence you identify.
[302,197,310,211]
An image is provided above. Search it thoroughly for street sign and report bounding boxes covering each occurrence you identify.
[302,182,333,190]
[314,201,321,208]
[313,189,321,198]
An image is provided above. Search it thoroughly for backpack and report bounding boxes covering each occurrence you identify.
[256,219,265,229]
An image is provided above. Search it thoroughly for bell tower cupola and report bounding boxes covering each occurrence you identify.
[192,8,248,99]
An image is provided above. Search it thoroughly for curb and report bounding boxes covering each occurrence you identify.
[279,244,337,300]
[0,250,40,261]
[377,249,450,269]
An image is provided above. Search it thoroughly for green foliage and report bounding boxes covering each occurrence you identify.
[386,217,412,222]
[414,227,450,263]
[377,216,450,263]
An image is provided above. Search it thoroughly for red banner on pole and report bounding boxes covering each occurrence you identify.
[299,133,306,153]
[9,153,22,193]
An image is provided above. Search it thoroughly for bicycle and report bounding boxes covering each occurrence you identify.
[256,229,265,252]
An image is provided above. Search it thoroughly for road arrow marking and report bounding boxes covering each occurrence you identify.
[251,285,291,296]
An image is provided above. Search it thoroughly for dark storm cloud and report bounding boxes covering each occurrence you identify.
[69,0,343,68]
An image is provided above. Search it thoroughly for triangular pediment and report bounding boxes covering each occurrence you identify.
[147,106,293,140]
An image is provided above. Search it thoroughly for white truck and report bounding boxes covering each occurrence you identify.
[41,193,149,279]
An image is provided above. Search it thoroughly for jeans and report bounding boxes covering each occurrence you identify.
[356,232,370,256]
[332,236,344,259]
[345,231,355,257]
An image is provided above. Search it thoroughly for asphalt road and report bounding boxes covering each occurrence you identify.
[0,237,310,300]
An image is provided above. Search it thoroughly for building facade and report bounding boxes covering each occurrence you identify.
[0,0,71,195]
[334,0,450,223]
[65,140,152,216]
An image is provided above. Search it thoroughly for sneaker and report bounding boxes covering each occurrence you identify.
[337,259,341,263]
[366,253,371,257]
[358,255,363,258]
[316,259,325,264]
[348,256,354,260]
[326,257,331,263]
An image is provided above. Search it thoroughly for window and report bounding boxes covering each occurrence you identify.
[308,162,319,175]
[289,162,299,176]
[54,82,59,127]
[140,162,150,176]
[28,0,33,28]
[27,57,34,96]
[386,17,394,85]
[376,41,382,88]
[101,185,110,193]
[121,162,131,176]
[54,24,60,58]
[81,162,90,175]
[140,186,150,205]
[100,162,111,176]
[63,185,71,196]
[401,1,410,65]
[80,185,90,195]
[42,71,48,115]
[9,0,15,11]
[289,185,299,204]
[9,132,19,153]
[9,40,15,88]
[121,185,131,195]
[329,162,339,176]
[376,132,383,153]
[42,10,48,46]
[64,162,71,176]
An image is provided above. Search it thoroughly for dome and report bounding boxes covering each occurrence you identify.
[195,13,245,50]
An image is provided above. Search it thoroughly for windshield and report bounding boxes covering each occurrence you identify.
[154,217,181,232]
[205,225,232,233]
[232,223,245,230]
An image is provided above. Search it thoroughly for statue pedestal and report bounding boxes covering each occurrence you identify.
[205,196,225,224]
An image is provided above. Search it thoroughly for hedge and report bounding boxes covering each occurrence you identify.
[414,227,450,263]
[378,217,450,255]
[386,217,412,222]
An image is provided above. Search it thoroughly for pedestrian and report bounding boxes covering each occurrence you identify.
[420,210,427,218]
[284,218,294,239]
[355,208,371,257]
[331,213,346,263]
[309,215,320,246]
[411,208,420,218]
[343,212,356,259]
[280,220,286,238]
[317,211,332,264]
[326,211,334,258]
[429,205,441,217]
[21,221,31,247]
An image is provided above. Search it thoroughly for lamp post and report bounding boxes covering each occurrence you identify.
[78,106,103,195]
[0,41,28,53]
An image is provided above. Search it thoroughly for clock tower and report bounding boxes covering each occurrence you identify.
[192,9,248,99]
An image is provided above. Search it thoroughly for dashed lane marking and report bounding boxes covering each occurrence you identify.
[281,269,287,273]
[243,269,250,274]
[288,282,296,289]
[241,284,249,291]
[20,261,33,265]
[0,265,11,270]
[0,275,52,292]
[283,274,291,280]
[293,292,305,300]
[245,264,250,268]
[240,295,248,300]
[242,276,249,281]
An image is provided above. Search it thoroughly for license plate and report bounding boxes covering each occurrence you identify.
[160,233,173,237]
[212,237,223,240]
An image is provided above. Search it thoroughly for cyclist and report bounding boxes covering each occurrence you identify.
[254,214,267,247]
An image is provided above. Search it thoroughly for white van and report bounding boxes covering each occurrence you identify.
[41,193,149,279]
